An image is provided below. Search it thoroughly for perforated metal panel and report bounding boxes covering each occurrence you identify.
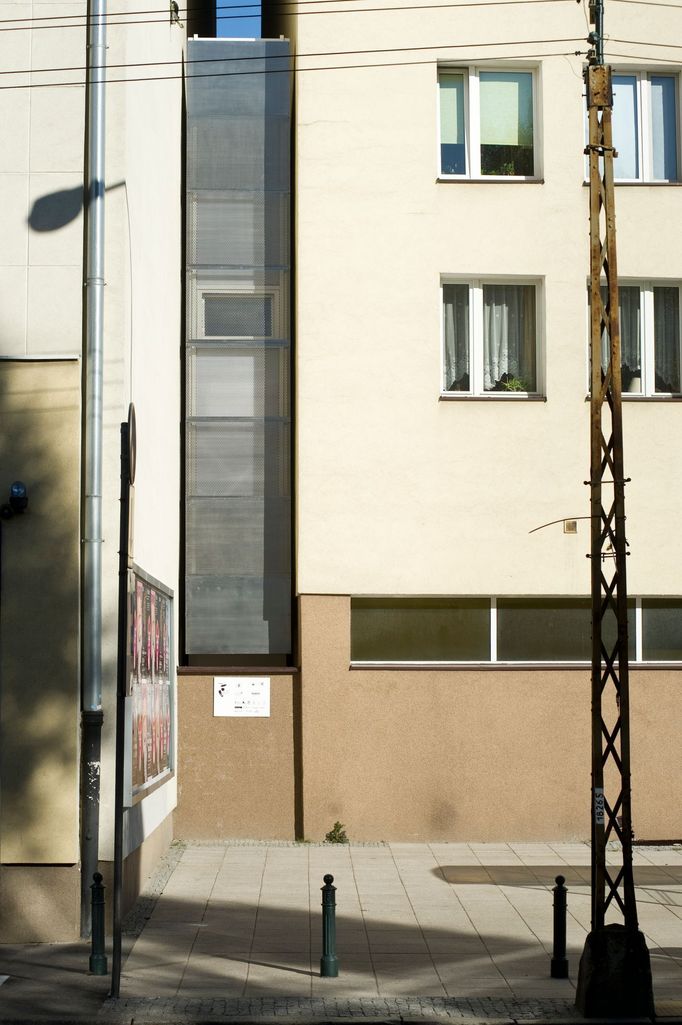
[185,497,291,577]
[187,344,290,419]
[186,421,291,498]
[184,40,292,655]
[189,192,289,268]
[188,117,290,191]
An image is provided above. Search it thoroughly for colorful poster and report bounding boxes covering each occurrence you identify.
[128,569,173,796]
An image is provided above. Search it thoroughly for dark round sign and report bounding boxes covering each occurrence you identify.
[128,402,136,485]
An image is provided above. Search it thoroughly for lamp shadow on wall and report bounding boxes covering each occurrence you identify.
[27,180,126,232]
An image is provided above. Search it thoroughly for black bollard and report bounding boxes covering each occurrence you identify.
[320,874,339,977]
[551,874,568,979]
[90,872,108,976]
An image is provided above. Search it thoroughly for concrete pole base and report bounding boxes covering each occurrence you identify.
[575,923,654,1018]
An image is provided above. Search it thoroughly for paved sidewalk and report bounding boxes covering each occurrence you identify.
[1,841,681,1022]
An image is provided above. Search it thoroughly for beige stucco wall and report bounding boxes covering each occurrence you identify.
[0,361,81,865]
[174,674,297,839]
[298,595,681,842]
[0,0,184,932]
[0,5,85,360]
[98,0,185,861]
[271,0,682,598]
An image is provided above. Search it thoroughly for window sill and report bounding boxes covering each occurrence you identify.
[440,393,547,402]
[438,177,544,184]
[583,393,682,401]
[582,180,682,187]
[177,665,300,676]
[349,660,682,671]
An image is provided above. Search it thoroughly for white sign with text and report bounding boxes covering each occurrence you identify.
[213,676,270,717]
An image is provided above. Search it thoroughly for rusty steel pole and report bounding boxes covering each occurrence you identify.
[574,37,654,1018]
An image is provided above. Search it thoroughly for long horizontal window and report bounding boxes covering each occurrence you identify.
[351,597,490,662]
[351,597,682,663]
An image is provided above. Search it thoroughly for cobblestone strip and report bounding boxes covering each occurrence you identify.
[98,995,588,1022]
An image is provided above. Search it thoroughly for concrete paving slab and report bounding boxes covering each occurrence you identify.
[2,841,682,1022]
[178,953,252,995]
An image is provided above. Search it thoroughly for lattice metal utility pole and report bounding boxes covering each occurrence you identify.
[574,15,654,1018]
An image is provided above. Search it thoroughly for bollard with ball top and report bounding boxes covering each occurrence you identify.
[89,872,108,975]
[551,874,569,979]
[320,874,339,977]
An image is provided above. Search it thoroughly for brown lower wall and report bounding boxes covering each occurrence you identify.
[298,595,682,843]
[0,864,80,942]
[173,598,681,843]
[0,816,175,942]
[174,674,297,839]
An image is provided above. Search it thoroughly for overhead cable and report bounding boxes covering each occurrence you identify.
[0,35,585,76]
[0,47,587,89]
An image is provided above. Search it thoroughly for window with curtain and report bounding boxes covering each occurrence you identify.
[438,67,537,179]
[600,285,642,392]
[612,72,678,182]
[654,286,680,392]
[443,280,539,395]
[595,282,681,395]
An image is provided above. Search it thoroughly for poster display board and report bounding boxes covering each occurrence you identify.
[128,566,174,800]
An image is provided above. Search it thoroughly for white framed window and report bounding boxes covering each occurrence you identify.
[438,67,538,179]
[612,71,679,182]
[594,281,681,395]
[441,278,542,395]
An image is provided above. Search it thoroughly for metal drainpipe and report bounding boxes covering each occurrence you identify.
[80,0,106,938]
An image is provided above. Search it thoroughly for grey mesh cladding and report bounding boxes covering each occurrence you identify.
[184,39,292,655]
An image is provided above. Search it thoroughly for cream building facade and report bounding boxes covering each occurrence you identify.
[190,0,682,844]
[2,0,681,944]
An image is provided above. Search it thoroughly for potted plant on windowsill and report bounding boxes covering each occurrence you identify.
[497,374,530,392]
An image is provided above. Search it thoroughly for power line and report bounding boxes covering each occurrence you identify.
[612,0,682,9]
[0,47,587,89]
[610,33,682,48]
[0,0,677,30]
[0,36,586,77]
[0,0,574,21]
[608,47,682,60]
[0,0,584,30]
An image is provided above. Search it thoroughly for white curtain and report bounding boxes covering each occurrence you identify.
[600,286,640,382]
[619,287,641,373]
[483,285,536,391]
[654,287,680,392]
[443,284,469,390]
